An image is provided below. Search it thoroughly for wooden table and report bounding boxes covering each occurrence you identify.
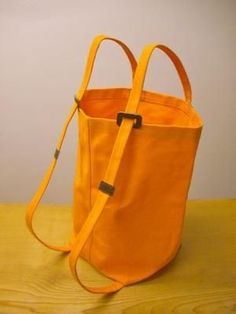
[0,200,235,313]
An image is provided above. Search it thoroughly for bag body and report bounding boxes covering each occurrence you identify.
[75,88,202,285]
[26,35,203,293]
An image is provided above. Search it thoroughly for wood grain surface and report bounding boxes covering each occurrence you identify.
[0,200,235,313]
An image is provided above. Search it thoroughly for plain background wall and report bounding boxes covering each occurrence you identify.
[0,0,235,203]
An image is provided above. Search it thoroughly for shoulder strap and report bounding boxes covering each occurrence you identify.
[25,35,137,252]
[25,101,78,252]
[69,118,134,293]
[68,43,192,293]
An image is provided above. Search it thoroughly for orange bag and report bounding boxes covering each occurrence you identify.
[26,35,203,294]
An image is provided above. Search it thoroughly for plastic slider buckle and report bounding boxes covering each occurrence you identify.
[116,112,142,128]
[99,181,115,196]
[54,149,60,159]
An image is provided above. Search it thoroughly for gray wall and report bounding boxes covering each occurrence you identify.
[0,0,235,203]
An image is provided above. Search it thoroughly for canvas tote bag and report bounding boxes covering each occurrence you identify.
[26,35,203,294]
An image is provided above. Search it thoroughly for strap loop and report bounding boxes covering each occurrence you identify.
[117,112,142,128]
[125,43,192,115]
[75,34,137,102]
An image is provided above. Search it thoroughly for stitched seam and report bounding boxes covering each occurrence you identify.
[83,89,191,110]
[83,98,191,116]
[86,97,189,108]
[87,118,94,263]
[140,102,191,117]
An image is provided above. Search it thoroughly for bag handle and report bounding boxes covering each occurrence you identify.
[76,34,137,100]
[68,43,192,294]
[125,43,192,115]
[25,35,137,253]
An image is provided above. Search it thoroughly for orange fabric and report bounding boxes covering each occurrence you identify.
[26,35,203,294]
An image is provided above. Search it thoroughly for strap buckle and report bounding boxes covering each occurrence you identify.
[99,181,115,196]
[54,149,60,159]
[116,112,142,129]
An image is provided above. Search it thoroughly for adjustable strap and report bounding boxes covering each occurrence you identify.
[25,101,78,252]
[69,118,134,293]
[25,35,136,253]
